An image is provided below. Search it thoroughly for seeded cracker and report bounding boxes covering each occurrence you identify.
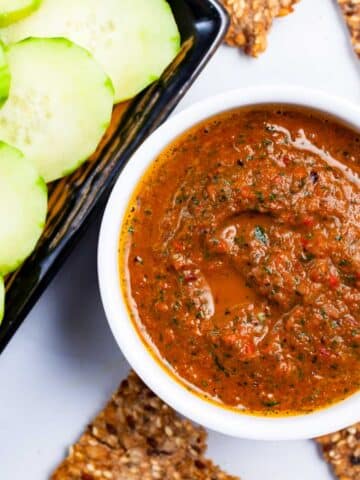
[52,372,239,480]
[338,0,360,57]
[221,0,299,56]
[316,423,360,480]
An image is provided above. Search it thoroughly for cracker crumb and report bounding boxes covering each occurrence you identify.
[338,0,360,57]
[316,422,360,480]
[221,0,299,56]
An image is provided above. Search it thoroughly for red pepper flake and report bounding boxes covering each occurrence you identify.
[173,240,184,252]
[303,216,315,228]
[213,239,228,254]
[242,340,256,358]
[184,271,198,283]
[319,347,331,358]
[283,155,290,166]
[300,237,309,248]
[328,274,340,289]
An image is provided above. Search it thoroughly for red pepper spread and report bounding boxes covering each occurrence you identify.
[120,106,360,415]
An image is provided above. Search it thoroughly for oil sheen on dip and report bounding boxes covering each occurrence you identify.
[120,106,360,415]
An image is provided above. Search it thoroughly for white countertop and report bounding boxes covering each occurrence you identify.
[0,1,359,478]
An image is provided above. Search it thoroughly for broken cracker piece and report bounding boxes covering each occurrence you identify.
[89,371,207,459]
[52,372,239,480]
[221,0,299,56]
[53,437,238,480]
[316,423,360,480]
[52,433,125,479]
[338,0,360,57]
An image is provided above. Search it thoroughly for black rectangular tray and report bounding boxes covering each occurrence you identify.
[0,0,229,353]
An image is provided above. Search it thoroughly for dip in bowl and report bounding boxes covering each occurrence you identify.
[98,87,360,440]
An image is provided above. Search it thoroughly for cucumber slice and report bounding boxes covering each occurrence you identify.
[0,37,114,182]
[0,0,42,27]
[0,142,47,276]
[0,0,180,103]
[0,276,4,324]
[0,41,10,106]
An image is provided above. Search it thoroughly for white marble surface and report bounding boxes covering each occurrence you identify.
[0,1,359,478]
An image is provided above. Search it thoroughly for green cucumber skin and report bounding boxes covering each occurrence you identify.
[0,42,10,106]
[0,141,48,275]
[0,0,42,27]
[0,276,4,324]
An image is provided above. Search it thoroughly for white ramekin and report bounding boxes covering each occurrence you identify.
[98,86,360,440]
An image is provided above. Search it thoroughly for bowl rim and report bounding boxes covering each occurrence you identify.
[98,85,360,440]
